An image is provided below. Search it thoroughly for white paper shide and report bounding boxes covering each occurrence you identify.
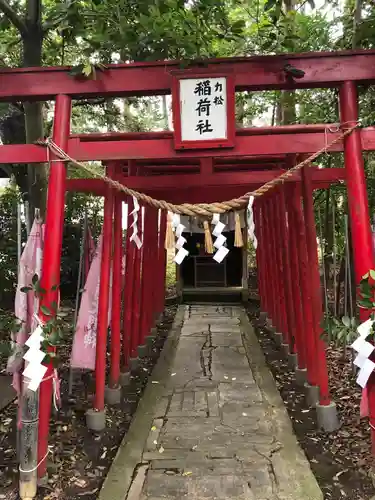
[130,196,142,249]
[247,196,257,249]
[212,214,229,263]
[350,318,375,388]
[172,213,189,265]
[22,324,47,392]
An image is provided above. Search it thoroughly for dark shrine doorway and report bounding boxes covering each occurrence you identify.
[180,231,243,288]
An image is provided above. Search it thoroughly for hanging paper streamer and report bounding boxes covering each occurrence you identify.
[350,318,375,389]
[247,196,258,249]
[212,214,229,263]
[172,214,189,265]
[22,323,47,392]
[130,196,142,249]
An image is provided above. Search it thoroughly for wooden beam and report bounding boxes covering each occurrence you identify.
[2,50,375,101]
[2,128,374,165]
[66,167,345,196]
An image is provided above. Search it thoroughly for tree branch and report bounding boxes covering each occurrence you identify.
[0,0,28,36]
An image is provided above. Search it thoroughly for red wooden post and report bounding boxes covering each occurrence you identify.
[270,195,280,328]
[291,185,317,386]
[147,210,158,332]
[38,94,71,478]
[261,199,271,319]
[149,208,159,326]
[139,210,150,349]
[131,222,143,362]
[258,200,269,316]
[280,190,297,352]
[122,199,135,374]
[93,168,114,415]
[263,198,275,322]
[140,208,155,348]
[286,185,306,370]
[157,211,167,317]
[340,81,375,449]
[254,202,264,311]
[109,185,122,388]
[301,166,331,406]
[272,190,288,341]
[270,193,284,337]
[265,197,278,327]
[340,82,374,290]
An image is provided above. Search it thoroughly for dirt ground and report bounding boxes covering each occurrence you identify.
[247,303,375,500]
[1,286,375,500]
[0,306,177,500]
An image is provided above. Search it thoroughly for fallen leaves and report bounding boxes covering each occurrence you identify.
[0,304,178,499]
[249,301,375,500]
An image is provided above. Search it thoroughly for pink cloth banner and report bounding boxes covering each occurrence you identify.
[70,234,113,370]
[84,226,96,282]
[7,219,44,393]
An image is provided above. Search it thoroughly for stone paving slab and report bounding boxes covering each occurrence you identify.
[101,304,323,500]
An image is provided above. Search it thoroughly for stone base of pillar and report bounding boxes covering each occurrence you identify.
[129,357,140,371]
[295,367,307,386]
[281,343,289,358]
[287,352,298,370]
[316,402,340,432]
[104,385,122,405]
[304,383,319,408]
[119,371,131,386]
[86,408,106,432]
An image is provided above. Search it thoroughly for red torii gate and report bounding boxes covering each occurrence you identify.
[1,50,374,479]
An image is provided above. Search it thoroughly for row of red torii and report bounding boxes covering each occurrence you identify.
[1,49,375,479]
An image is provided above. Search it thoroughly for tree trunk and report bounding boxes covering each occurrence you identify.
[323,188,333,286]
[352,0,362,49]
[22,0,47,224]
[162,95,169,130]
[280,0,296,127]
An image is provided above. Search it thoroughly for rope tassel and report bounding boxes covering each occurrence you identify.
[234,212,244,248]
[165,211,175,250]
[203,220,214,254]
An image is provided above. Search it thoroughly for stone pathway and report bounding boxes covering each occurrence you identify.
[106,305,323,500]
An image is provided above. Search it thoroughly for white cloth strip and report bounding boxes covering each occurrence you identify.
[247,195,257,249]
[130,196,142,249]
[171,213,189,265]
[212,214,229,263]
[350,318,375,389]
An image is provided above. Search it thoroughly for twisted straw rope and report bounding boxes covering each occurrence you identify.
[37,124,358,217]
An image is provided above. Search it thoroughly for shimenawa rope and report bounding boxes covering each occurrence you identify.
[36,123,358,217]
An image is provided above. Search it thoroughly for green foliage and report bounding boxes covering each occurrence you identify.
[322,270,375,346]
[357,270,375,310]
[0,185,23,309]
[18,274,68,366]
[322,313,358,346]
[1,0,375,319]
